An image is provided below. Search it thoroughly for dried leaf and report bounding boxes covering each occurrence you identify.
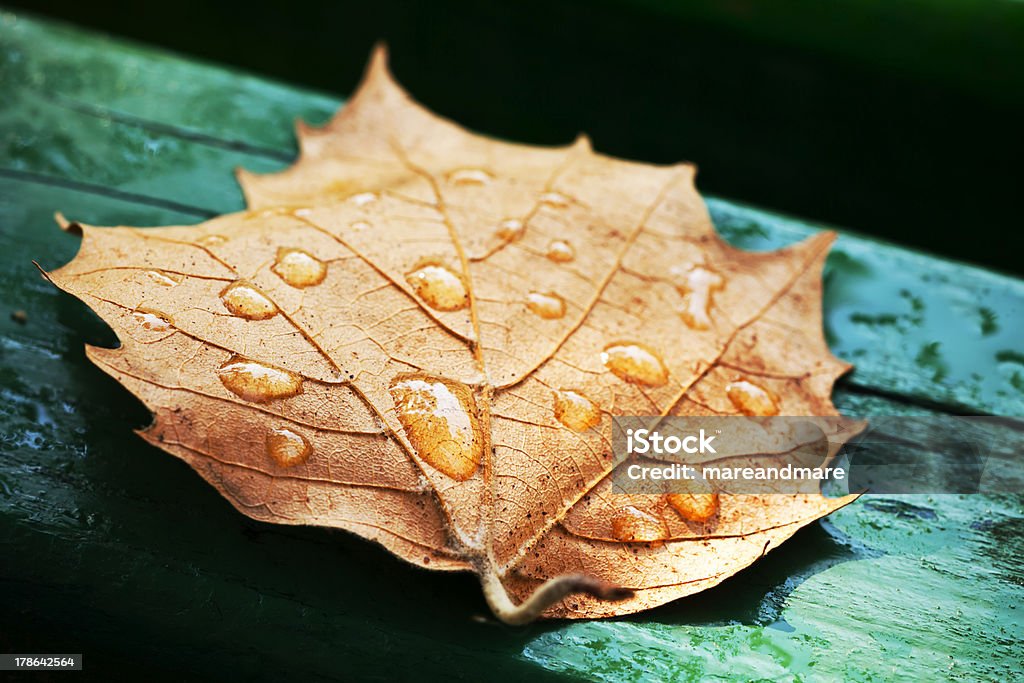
[46,47,855,622]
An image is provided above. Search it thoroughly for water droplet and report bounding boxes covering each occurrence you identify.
[601,343,669,386]
[526,291,566,319]
[389,374,482,481]
[197,234,227,247]
[218,356,303,403]
[220,281,278,320]
[726,379,780,416]
[539,191,571,208]
[553,389,601,432]
[495,219,524,242]
[132,309,173,332]
[145,270,183,287]
[672,265,724,330]
[272,248,327,288]
[405,263,468,311]
[611,505,669,542]
[349,192,379,206]
[666,491,719,523]
[292,207,312,217]
[350,220,372,232]
[266,427,312,467]
[546,240,575,263]
[447,168,492,186]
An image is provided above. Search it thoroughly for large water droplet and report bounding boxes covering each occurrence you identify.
[389,374,482,481]
[272,248,327,288]
[553,389,601,432]
[405,263,468,311]
[220,281,279,320]
[666,491,719,523]
[673,265,724,330]
[611,505,669,542]
[145,270,183,287]
[539,191,571,208]
[218,356,303,403]
[447,168,492,186]
[526,291,566,319]
[546,239,575,263]
[726,379,780,416]
[602,343,669,386]
[349,192,379,206]
[266,427,312,467]
[132,309,173,332]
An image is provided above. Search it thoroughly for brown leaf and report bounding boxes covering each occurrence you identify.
[46,47,856,622]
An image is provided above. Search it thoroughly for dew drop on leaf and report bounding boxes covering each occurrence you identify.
[132,309,173,332]
[673,265,724,330]
[553,389,601,432]
[538,191,571,208]
[611,505,669,542]
[546,239,575,263]
[145,270,182,287]
[447,168,492,186]
[405,263,469,311]
[496,219,524,242]
[349,191,379,206]
[526,291,567,319]
[266,427,312,467]
[666,492,720,523]
[601,343,669,386]
[726,379,780,416]
[220,281,279,320]
[389,374,483,480]
[218,355,304,403]
[272,247,327,288]
[197,234,228,247]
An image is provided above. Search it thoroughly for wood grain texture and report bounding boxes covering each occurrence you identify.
[1,10,1021,681]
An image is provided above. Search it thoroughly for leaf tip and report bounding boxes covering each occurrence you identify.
[573,133,593,153]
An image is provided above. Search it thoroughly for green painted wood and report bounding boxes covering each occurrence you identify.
[1,10,1022,682]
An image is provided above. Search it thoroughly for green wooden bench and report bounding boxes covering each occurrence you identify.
[1,11,1021,681]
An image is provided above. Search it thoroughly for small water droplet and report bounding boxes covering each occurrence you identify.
[447,168,492,186]
[349,192,379,206]
[496,219,524,242]
[145,270,183,287]
[726,379,780,416]
[672,265,724,330]
[405,262,468,311]
[611,505,669,542]
[389,374,483,480]
[553,389,601,432]
[132,309,173,332]
[292,207,312,217]
[272,248,327,288]
[526,291,566,319]
[539,191,571,208]
[546,240,575,263]
[220,281,279,320]
[666,491,719,523]
[350,220,372,232]
[197,234,227,247]
[602,343,669,386]
[218,356,303,403]
[266,427,312,467]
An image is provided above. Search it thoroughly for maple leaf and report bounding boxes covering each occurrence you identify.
[45,47,856,622]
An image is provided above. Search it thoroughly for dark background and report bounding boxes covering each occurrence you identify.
[11,0,1024,275]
